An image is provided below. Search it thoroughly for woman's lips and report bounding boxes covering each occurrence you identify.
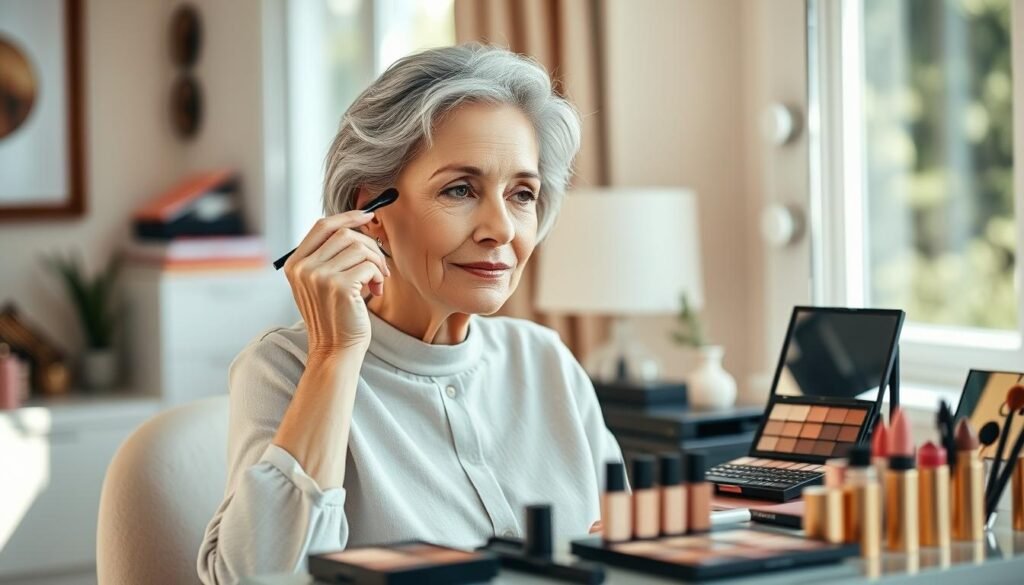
[454,262,512,279]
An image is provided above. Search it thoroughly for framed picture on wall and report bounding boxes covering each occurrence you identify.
[0,0,85,219]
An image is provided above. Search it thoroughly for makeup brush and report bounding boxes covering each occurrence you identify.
[273,188,400,270]
[984,385,1024,507]
[938,401,957,472]
[985,386,1024,518]
[979,422,1001,460]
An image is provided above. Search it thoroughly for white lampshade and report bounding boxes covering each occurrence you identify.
[536,188,704,315]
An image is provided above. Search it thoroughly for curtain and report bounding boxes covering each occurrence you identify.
[454,0,610,361]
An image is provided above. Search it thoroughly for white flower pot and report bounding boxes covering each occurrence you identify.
[686,345,737,409]
[82,348,118,390]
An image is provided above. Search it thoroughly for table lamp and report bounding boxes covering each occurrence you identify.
[536,188,704,383]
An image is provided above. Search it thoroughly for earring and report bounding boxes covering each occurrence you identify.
[376,237,392,259]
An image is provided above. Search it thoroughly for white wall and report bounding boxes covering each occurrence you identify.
[602,0,767,401]
[0,0,271,370]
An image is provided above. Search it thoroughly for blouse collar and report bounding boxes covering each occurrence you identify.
[366,310,482,377]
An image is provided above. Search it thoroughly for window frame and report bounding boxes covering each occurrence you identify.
[806,0,1024,389]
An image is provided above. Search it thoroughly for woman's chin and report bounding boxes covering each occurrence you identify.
[445,291,512,316]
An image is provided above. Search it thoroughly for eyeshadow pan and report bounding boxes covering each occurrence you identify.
[769,404,790,420]
[776,438,797,452]
[844,409,867,425]
[799,423,822,439]
[807,406,828,422]
[837,426,860,442]
[763,421,784,435]
[825,408,848,423]
[832,442,852,457]
[757,436,779,451]
[781,422,802,437]
[794,439,815,454]
[788,404,811,420]
[812,441,833,456]
[819,424,840,440]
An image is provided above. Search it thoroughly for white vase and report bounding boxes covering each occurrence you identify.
[686,345,737,409]
[82,348,118,390]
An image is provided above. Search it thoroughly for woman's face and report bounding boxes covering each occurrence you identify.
[365,102,542,316]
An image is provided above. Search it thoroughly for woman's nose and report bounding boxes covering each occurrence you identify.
[473,193,516,245]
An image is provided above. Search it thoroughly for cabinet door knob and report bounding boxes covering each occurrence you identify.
[762,103,802,146]
[760,203,805,248]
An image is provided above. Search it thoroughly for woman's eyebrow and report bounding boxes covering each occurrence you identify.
[429,164,540,180]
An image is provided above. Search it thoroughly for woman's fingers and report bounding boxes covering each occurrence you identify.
[322,241,390,278]
[284,210,375,269]
[344,262,385,297]
[314,228,390,275]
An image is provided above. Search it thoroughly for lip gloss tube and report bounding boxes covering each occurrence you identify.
[1013,454,1024,532]
[872,419,889,513]
[952,418,985,541]
[685,452,710,533]
[601,461,631,543]
[884,409,918,553]
[631,456,660,539]
[918,441,951,548]
[659,453,687,536]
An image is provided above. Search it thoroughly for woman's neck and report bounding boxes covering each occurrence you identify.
[366,282,471,345]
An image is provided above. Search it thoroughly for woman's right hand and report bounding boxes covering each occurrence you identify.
[283,210,390,359]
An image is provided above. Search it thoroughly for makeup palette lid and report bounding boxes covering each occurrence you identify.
[632,455,656,489]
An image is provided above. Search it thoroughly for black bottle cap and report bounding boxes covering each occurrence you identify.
[605,461,626,492]
[659,453,682,486]
[632,455,656,489]
[684,452,706,482]
[524,504,553,557]
[848,445,871,468]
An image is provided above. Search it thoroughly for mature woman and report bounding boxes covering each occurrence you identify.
[197,44,625,584]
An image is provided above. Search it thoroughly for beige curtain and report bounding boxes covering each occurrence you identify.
[454,0,610,361]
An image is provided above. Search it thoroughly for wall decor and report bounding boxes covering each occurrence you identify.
[0,0,85,219]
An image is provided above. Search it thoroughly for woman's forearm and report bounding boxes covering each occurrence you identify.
[272,348,365,489]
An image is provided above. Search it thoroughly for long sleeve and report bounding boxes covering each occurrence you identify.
[553,335,628,491]
[197,334,350,585]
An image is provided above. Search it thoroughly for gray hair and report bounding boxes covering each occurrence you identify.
[322,43,582,240]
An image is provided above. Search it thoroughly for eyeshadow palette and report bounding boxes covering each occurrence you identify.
[308,541,499,585]
[756,402,870,459]
[570,528,859,580]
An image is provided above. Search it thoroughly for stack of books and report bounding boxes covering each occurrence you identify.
[127,169,267,271]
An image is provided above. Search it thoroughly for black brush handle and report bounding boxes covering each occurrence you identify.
[272,188,399,270]
[986,410,1016,505]
[986,421,1024,518]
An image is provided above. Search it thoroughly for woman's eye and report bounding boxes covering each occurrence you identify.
[442,184,472,199]
[513,190,538,203]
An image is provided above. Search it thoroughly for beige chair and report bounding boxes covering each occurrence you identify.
[97,395,228,585]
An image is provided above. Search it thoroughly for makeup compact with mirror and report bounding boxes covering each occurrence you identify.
[707,306,905,501]
[953,369,1024,522]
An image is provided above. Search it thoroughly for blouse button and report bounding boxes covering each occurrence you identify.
[502,529,516,538]
[445,385,457,398]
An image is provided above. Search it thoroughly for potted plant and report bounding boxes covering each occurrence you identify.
[670,293,736,409]
[46,253,122,390]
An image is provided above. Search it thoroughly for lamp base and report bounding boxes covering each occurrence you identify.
[584,317,661,384]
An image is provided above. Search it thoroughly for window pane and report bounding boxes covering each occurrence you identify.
[861,0,1017,330]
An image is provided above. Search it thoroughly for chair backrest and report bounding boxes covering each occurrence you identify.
[97,395,228,585]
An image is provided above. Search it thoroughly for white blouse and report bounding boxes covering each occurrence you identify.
[196,310,625,585]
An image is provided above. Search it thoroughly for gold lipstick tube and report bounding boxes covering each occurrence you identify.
[885,465,919,553]
[1013,455,1024,532]
[952,450,984,541]
[919,464,950,547]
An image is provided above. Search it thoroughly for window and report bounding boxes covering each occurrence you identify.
[808,0,1024,386]
[285,0,455,244]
